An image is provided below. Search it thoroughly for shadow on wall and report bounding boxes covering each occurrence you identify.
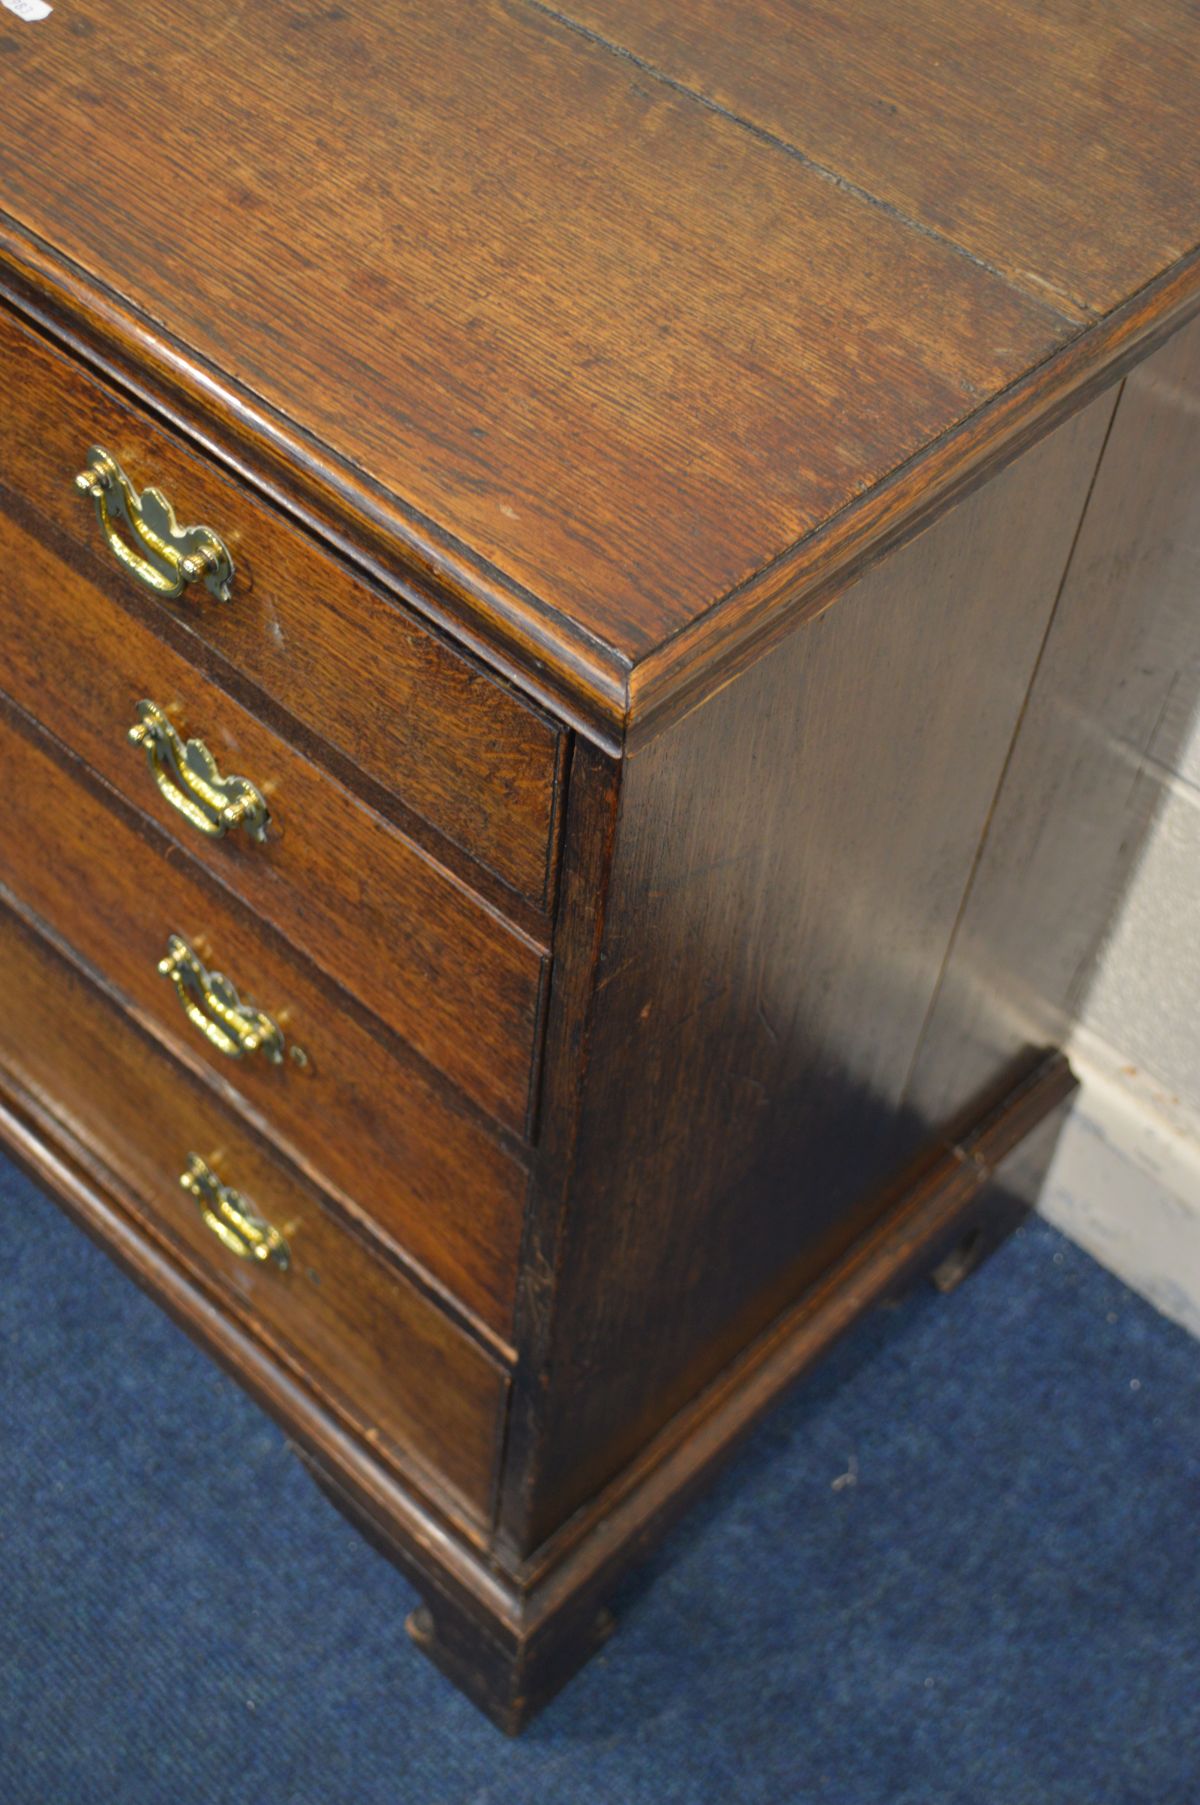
[898,311,1200,1145]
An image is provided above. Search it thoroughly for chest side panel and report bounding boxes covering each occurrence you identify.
[509,386,1118,1546]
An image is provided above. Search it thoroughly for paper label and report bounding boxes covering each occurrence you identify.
[2,0,53,19]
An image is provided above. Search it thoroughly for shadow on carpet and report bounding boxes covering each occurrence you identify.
[1,1152,1197,1804]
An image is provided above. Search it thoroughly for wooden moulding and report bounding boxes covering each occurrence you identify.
[0,1047,1076,1733]
[0,301,567,920]
[627,251,1200,748]
[2,229,1198,751]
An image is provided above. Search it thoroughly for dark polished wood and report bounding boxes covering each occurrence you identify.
[0,901,508,1526]
[0,490,552,1067]
[0,697,529,1341]
[507,392,1116,1545]
[5,2,1199,739]
[565,0,1200,322]
[0,306,564,908]
[0,689,543,1140]
[1,0,1197,1739]
[0,0,1065,678]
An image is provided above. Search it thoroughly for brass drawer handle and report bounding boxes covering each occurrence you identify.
[129,700,270,842]
[158,934,285,1064]
[180,1153,290,1270]
[74,445,234,602]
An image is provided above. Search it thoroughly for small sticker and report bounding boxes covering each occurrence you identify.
[2,0,53,18]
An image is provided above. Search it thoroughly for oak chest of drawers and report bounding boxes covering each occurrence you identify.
[2,0,1198,1731]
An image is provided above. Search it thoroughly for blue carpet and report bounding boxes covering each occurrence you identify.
[1,1151,1197,1804]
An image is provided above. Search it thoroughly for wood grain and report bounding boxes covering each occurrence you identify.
[3,0,1199,1730]
[515,1054,1077,1596]
[0,686,542,1141]
[498,738,622,1550]
[0,306,563,906]
[626,252,1200,748]
[0,493,548,1135]
[0,697,532,1337]
[507,389,1115,1546]
[559,0,1200,320]
[0,0,1069,680]
[0,899,508,1524]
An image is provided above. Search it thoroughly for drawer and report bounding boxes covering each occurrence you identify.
[0,500,546,1136]
[0,899,507,1525]
[0,695,527,1340]
[0,304,564,910]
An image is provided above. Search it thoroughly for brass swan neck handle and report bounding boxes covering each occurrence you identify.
[75,446,235,603]
[158,934,285,1065]
[180,1153,290,1270]
[129,700,270,843]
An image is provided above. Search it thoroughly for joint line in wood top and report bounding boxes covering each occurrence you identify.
[518,0,1092,326]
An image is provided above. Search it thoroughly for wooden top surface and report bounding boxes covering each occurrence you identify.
[2,0,1198,741]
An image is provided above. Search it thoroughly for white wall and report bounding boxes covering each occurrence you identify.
[1084,698,1200,1102]
[1043,700,1200,1337]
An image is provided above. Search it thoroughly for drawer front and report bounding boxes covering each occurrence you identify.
[0,900,507,1524]
[0,500,546,1135]
[0,696,527,1339]
[0,304,563,909]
